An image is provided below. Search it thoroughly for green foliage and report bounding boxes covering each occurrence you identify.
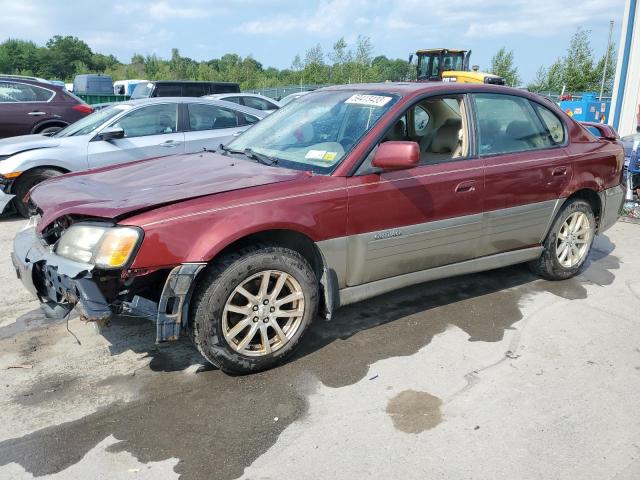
[489,47,521,87]
[0,35,411,90]
[527,28,617,95]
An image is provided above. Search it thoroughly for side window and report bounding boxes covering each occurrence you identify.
[242,96,277,111]
[188,104,239,130]
[413,106,430,136]
[0,81,53,102]
[474,93,552,155]
[237,112,259,126]
[155,84,182,97]
[532,102,565,145]
[112,103,178,137]
[184,84,207,97]
[223,96,241,104]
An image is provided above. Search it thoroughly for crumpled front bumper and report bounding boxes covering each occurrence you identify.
[11,222,112,321]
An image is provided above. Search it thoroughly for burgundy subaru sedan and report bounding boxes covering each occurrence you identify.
[0,75,93,138]
[12,83,625,374]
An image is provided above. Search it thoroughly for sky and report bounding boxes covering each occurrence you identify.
[0,0,627,83]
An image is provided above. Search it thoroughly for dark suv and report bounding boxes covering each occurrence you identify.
[130,81,240,99]
[0,75,93,138]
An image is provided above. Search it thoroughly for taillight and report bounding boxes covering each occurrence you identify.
[72,104,93,114]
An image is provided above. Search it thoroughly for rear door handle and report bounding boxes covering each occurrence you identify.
[27,111,46,116]
[455,180,476,193]
[159,140,181,147]
[552,166,568,176]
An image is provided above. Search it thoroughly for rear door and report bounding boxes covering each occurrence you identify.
[473,93,571,256]
[0,81,56,137]
[183,103,259,152]
[87,102,184,169]
[345,94,484,286]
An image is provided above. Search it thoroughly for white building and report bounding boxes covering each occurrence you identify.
[610,0,639,135]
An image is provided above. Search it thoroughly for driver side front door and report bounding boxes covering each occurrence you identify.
[87,103,184,169]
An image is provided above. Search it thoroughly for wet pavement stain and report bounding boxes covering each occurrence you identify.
[0,237,620,480]
[386,390,443,433]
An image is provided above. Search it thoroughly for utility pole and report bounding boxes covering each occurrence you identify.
[599,20,614,100]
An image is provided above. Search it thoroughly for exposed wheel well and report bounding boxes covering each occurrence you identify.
[210,229,332,318]
[215,229,325,280]
[566,189,602,227]
[32,121,69,134]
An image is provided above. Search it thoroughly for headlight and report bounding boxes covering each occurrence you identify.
[55,224,142,268]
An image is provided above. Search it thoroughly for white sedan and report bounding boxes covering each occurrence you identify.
[204,93,281,114]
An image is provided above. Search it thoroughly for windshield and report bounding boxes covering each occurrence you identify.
[54,105,130,137]
[131,82,154,99]
[226,90,399,174]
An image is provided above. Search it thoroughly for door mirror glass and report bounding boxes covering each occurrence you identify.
[97,126,124,141]
[372,141,420,171]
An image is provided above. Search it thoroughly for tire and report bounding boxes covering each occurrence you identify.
[529,198,596,280]
[37,126,64,136]
[12,168,64,217]
[190,245,318,374]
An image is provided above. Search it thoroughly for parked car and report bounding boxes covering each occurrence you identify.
[131,81,240,100]
[204,93,280,113]
[279,90,312,106]
[12,83,625,374]
[0,97,265,216]
[621,132,640,196]
[0,75,93,139]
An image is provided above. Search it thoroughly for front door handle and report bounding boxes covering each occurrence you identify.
[27,111,46,116]
[159,140,181,148]
[552,166,568,176]
[455,180,476,193]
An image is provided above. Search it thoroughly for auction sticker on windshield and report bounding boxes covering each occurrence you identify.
[345,94,392,107]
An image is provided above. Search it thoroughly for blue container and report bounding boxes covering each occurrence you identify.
[559,92,611,123]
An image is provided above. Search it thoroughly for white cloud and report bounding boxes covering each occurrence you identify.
[114,1,221,21]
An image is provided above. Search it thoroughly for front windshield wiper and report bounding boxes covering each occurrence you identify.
[219,144,278,166]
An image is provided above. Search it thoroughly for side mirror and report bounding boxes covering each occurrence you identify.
[372,141,420,171]
[97,126,125,141]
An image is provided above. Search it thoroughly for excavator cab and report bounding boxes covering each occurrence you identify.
[416,49,470,81]
[413,48,505,85]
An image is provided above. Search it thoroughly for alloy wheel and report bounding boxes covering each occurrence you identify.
[556,212,591,268]
[222,270,305,356]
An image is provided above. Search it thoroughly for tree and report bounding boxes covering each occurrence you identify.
[490,47,521,87]
[46,35,93,79]
[354,35,373,83]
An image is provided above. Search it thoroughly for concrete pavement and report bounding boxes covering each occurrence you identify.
[0,216,638,480]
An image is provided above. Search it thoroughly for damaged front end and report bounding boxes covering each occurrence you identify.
[11,216,205,343]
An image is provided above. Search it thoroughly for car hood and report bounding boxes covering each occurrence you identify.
[0,134,61,156]
[31,151,307,231]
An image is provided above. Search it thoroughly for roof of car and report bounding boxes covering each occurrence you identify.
[112,96,268,117]
[318,81,544,99]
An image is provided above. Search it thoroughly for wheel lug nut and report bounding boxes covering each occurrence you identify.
[253,317,258,322]
[263,318,269,323]
[252,305,259,311]
[270,307,275,313]
[263,300,269,305]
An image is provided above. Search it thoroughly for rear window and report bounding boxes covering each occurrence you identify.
[0,81,54,102]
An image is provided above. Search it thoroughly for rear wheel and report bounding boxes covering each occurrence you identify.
[37,125,64,136]
[12,168,64,217]
[529,199,596,280]
[190,245,318,374]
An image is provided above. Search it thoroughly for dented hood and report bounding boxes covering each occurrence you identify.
[31,151,306,231]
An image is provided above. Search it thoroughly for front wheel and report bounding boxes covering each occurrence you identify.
[12,168,64,217]
[529,198,596,280]
[190,245,318,374]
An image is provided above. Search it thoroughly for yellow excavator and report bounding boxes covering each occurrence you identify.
[411,48,505,85]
